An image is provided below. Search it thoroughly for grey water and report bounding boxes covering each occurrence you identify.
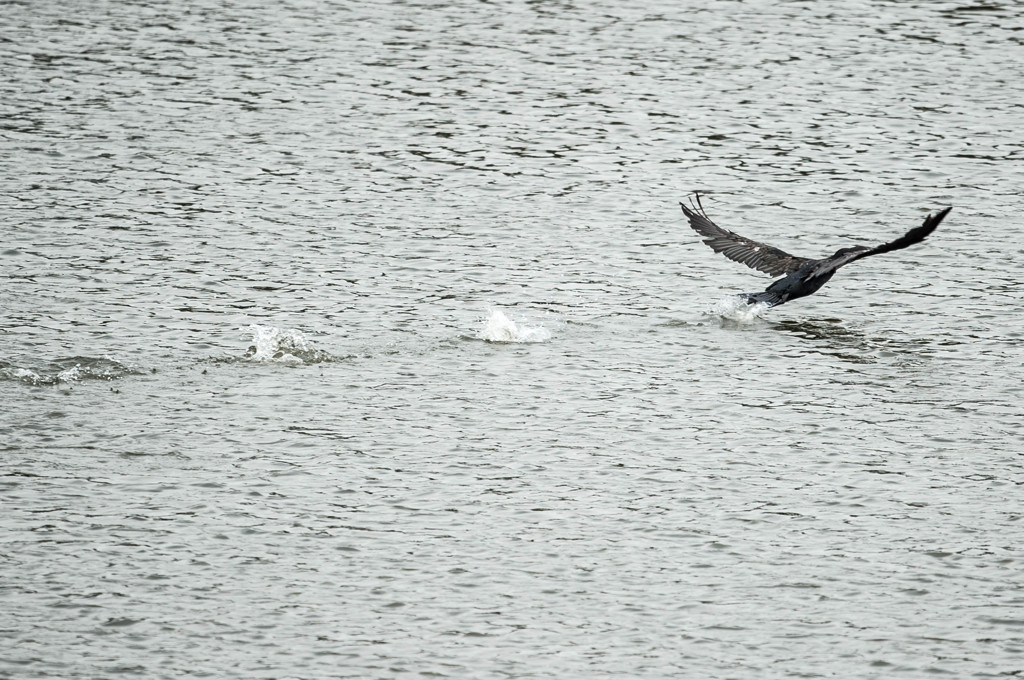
[3,1,1024,677]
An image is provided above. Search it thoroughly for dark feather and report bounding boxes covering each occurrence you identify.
[680,200,812,277]
[807,206,953,278]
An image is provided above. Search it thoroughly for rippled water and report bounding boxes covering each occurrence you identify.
[4,1,1024,677]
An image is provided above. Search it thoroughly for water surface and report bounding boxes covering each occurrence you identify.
[3,1,1024,678]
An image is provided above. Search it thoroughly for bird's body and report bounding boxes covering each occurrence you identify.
[745,260,838,307]
[680,196,952,308]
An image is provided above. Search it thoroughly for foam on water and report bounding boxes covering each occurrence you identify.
[707,295,771,324]
[478,309,551,343]
[0,357,143,385]
[243,325,333,364]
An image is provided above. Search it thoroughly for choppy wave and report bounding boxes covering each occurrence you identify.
[707,296,771,324]
[478,309,552,343]
[242,325,335,364]
[0,356,144,385]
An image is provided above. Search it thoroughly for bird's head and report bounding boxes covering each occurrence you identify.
[832,246,865,258]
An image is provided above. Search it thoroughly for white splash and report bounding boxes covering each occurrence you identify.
[708,296,770,324]
[2,357,141,385]
[11,367,43,383]
[245,325,318,363]
[478,309,551,343]
[56,364,83,382]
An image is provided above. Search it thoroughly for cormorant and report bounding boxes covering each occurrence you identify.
[680,195,952,308]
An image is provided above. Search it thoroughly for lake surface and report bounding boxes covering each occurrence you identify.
[3,1,1024,677]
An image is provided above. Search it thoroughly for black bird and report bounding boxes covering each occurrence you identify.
[680,196,952,308]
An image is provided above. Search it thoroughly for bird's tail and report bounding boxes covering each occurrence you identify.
[743,292,783,308]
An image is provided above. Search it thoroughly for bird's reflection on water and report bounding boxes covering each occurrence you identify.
[769,317,929,365]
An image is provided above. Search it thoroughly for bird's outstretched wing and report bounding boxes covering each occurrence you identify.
[807,206,953,277]
[680,196,812,277]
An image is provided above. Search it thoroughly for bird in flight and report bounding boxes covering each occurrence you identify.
[680,195,952,308]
